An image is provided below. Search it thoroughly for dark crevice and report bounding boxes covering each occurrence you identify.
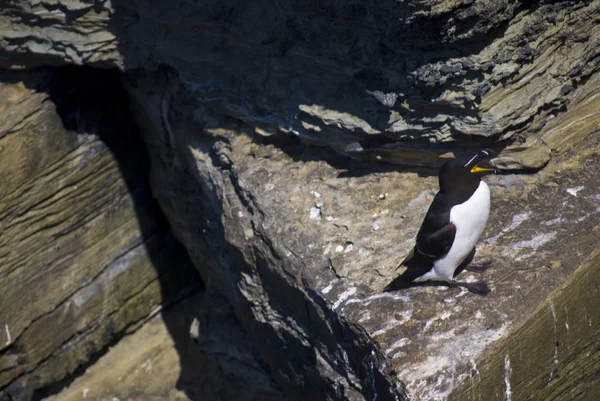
[0,66,205,401]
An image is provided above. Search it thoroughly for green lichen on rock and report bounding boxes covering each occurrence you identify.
[450,250,600,401]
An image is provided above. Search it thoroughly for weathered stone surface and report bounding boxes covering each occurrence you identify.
[0,68,200,400]
[2,1,600,400]
[126,71,600,399]
[0,1,119,68]
[1,0,598,168]
[366,144,600,400]
[449,250,600,401]
[43,289,286,401]
[124,69,405,401]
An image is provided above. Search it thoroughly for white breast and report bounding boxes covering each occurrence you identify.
[415,181,491,282]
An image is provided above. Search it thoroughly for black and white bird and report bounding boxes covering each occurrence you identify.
[384,149,496,295]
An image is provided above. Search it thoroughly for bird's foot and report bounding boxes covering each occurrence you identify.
[466,261,492,273]
[448,280,491,295]
[464,281,491,295]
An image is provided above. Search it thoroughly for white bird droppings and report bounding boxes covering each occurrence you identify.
[345,291,411,306]
[543,217,565,226]
[504,355,513,401]
[510,232,556,249]
[4,324,10,345]
[141,358,153,371]
[321,282,334,294]
[549,302,559,379]
[369,350,378,401]
[386,338,410,355]
[486,212,531,243]
[509,212,532,230]
[372,311,412,336]
[566,186,584,196]
[309,207,321,220]
[333,287,357,309]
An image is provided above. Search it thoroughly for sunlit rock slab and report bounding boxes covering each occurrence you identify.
[42,290,286,401]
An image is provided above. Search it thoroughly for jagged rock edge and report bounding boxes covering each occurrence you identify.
[220,137,407,399]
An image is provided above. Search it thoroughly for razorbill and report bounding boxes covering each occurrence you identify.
[384,149,496,295]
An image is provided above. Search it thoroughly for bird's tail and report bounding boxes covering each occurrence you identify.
[383,273,414,292]
[383,247,432,292]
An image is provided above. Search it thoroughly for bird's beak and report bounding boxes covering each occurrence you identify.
[470,165,495,173]
[465,149,496,174]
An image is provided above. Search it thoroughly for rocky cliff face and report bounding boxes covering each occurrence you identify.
[0,67,203,400]
[41,289,287,401]
[2,0,599,168]
[1,1,600,400]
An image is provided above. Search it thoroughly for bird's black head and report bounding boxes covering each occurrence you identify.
[438,149,496,195]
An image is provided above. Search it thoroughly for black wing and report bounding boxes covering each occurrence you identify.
[415,192,456,259]
[416,222,456,260]
[384,193,456,292]
[383,223,456,291]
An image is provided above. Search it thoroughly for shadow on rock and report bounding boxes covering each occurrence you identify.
[17,66,208,401]
[103,0,518,172]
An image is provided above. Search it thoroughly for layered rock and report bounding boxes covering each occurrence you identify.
[125,70,600,400]
[1,1,599,168]
[450,250,600,401]
[42,289,286,401]
[125,69,405,400]
[0,68,201,400]
[1,0,600,400]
